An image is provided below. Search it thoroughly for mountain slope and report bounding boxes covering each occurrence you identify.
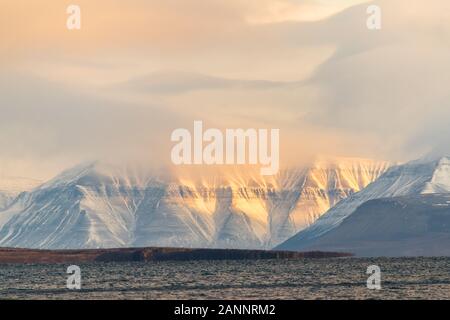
[0,158,389,249]
[281,194,450,257]
[0,176,41,210]
[278,156,450,252]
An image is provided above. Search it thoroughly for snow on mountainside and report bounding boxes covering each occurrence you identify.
[0,157,389,250]
[278,156,450,251]
[0,176,41,210]
[282,194,450,257]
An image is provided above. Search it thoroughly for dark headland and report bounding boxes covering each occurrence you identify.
[0,247,352,264]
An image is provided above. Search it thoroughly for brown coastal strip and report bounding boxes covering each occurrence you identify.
[0,247,352,264]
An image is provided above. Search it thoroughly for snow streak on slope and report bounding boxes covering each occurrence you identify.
[278,156,450,251]
[0,158,389,249]
[422,157,450,194]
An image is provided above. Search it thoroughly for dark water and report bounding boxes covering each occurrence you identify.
[1,257,450,299]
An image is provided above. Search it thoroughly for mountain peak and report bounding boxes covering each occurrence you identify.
[0,176,42,210]
[278,154,450,251]
[39,161,98,189]
[38,161,161,191]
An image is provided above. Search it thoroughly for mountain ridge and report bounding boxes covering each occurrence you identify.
[277,156,450,252]
[0,157,389,250]
[0,176,41,210]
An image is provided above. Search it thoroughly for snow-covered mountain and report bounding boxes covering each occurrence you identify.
[0,176,41,210]
[0,157,389,249]
[278,156,450,252]
[279,194,450,257]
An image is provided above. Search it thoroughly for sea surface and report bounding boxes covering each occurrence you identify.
[1,257,450,299]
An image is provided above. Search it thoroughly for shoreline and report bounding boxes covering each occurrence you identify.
[0,247,352,264]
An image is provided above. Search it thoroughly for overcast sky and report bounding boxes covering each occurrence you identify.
[1,0,450,179]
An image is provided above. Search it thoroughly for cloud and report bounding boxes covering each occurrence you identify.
[0,71,188,179]
[296,0,450,159]
[118,71,289,95]
[0,0,366,58]
[2,0,450,178]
